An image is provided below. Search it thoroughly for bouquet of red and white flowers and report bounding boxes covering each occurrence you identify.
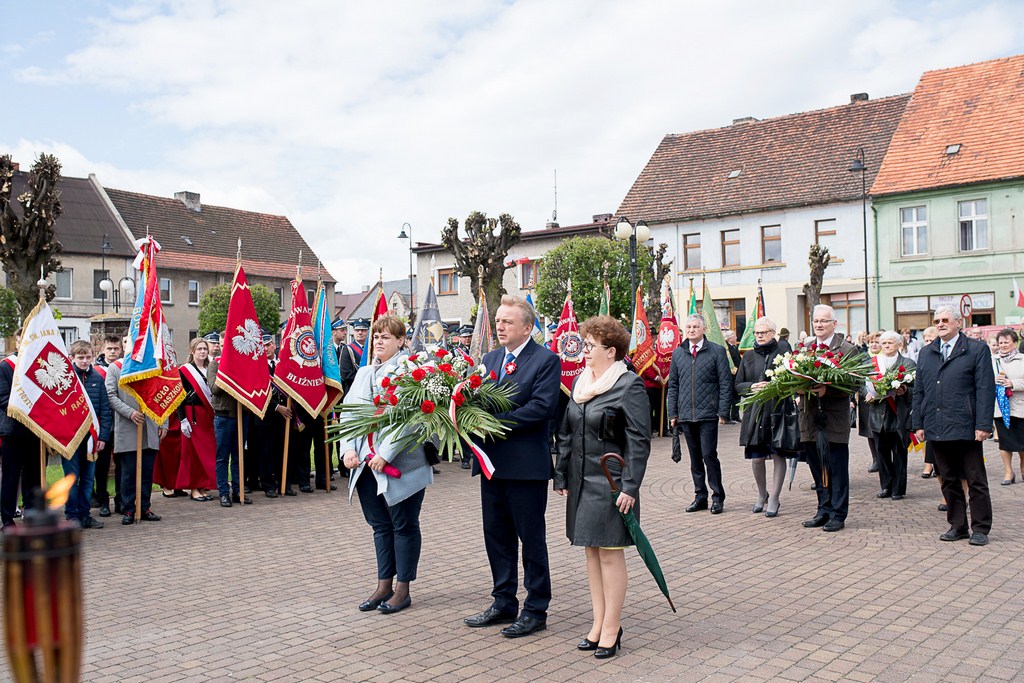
[867,364,915,402]
[328,348,516,473]
[739,340,872,410]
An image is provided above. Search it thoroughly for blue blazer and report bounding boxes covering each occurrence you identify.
[474,339,561,481]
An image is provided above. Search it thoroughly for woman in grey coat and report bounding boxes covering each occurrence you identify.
[555,315,651,659]
[339,315,432,616]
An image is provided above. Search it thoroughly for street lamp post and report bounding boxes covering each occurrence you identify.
[849,149,870,332]
[397,222,414,325]
[613,216,651,316]
[100,233,112,314]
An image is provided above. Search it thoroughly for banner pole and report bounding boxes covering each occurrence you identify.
[135,423,143,523]
[280,398,292,495]
[659,382,667,438]
[237,404,246,504]
[39,442,47,493]
[323,418,331,493]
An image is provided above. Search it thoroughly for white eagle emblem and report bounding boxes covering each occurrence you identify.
[232,319,264,360]
[34,352,74,396]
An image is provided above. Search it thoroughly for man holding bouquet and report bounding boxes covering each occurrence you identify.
[800,305,860,532]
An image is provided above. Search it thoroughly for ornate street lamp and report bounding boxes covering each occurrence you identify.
[397,223,414,325]
[613,216,651,315]
[99,234,112,314]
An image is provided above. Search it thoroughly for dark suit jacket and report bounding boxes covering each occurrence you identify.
[912,332,995,440]
[475,339,561,481]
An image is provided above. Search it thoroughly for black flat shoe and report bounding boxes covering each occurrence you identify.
[377,595,412,615]
[284,488,297,497]
[595,628,623,659]
[358,591,393,612]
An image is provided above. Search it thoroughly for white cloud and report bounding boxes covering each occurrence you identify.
[9,0,1024,290]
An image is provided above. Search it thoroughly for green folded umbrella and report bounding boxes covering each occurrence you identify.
[600,453,676,613]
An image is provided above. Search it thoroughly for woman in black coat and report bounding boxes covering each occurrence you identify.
[867,330,916,500]
[554,315,651,660]
[734,317,796,517]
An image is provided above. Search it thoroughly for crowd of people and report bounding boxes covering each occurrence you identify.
[1,294,1019,660]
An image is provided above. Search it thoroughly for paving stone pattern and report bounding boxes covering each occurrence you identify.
[3,425,1022,682]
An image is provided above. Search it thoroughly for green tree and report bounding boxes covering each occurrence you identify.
[0,154,64,319]
[441,211,521,313]
[197,283,280,337]
[0,287,19,337]
[534,237,653,323]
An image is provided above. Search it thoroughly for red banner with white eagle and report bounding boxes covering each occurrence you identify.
[273,277,327,416]
[7,298,97,457]
[552,287,585,396]
[215,263,272,418]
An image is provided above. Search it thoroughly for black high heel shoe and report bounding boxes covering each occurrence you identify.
[577,636,598,651]
[594,627,623,659]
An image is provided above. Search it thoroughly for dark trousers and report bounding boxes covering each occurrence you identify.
[93,443,120,506]
[932,440,992,535]
[355,469,425,582]
[646,385,668,434]
[680,420,724,503]
[119,448,156,514]
[875,431,908,495]
[311,415,331,489]
[803,441,850,522]
[214,414,250,497]
[61,444,96,521]
[480,477,551,620]
[1,431,42,525]
[290,413,314,487]
[249,415,282,491]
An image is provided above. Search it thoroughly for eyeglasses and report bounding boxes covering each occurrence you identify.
[933,317,952,324]
[582,342,607,352]
[753,330,772,335]
[811,319,834,325]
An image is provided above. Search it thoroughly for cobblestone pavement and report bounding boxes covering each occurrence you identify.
[3,425,1022,682]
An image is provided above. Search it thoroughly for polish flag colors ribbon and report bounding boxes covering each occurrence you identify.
[449,379,496,479]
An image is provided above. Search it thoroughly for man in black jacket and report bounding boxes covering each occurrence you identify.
[667,314,732,514]
[0,328,41,530]
[913,305,994,546]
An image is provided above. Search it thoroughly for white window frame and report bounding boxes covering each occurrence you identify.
[899,206,928,256]
[958,199,988,252]
[188,280,201,306]
[275,287,285,310]
[159,277,173,304]
[54,269,73,300]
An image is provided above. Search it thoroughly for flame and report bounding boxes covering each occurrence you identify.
[46,474,77,509]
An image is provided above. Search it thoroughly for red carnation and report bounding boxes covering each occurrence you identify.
[469,374,483,389]
[813,360,823,368]
[897,373,905,380]
[898,365,906,372]
[408,354,419,361]
[453,393,466,406]
[824,351,834,359]
[439,363,453,373]
[420,400,435,414]
[381,377,391,388]
[373,395,382,406]
[489,370,497,381]
[435,349,449,358]
[835,351,844,358]
[809,342,818,351]
[388,394,398,406]
[411,368,427,382]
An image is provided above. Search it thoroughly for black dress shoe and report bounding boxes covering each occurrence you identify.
[98,504,111,518]
[232,495,253,505]
[868,463,879,473]
[284,488,297,496]
[299,485,314,493]
[243,486,252,494]
[265,489,279,498]
[969,531,989,546]
[937,503,948,511]
[876,489,891,498]
[500,615,547,638]
[802,514,828,528]
[377,595,412,614]
[939,527,969,542]
[461,457,472,470]
[121,513,135,525]
[141,509,161,521]
[891,494,904,501]
[220,495,232,508]
[823,519,844,532]
[685,499,708,513]
[359,591,393,612]
[464,607,517,628]
[710,501,723,514]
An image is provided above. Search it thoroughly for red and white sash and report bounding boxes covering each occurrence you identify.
[3,354,16,370]
[179,362,214,411]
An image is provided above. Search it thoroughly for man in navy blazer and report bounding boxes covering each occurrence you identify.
[464,295,561,638]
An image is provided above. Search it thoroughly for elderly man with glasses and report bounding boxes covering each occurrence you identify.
[912,306,995,546]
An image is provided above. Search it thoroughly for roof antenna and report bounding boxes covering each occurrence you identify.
[552,169,558,223]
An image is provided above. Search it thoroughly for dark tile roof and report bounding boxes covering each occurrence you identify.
[871,54,1024,196]
[347,278,412,319]
[103,187,335,284]
[12,171,134,257]
[616,94,911,224]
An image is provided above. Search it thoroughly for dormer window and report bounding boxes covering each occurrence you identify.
[945,144,961,155]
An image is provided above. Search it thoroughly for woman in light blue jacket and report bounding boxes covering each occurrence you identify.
[339,315,432,615]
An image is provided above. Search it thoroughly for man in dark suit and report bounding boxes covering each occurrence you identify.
[338,318,368,395]
[913,305,994,546]
[464,295,561,638]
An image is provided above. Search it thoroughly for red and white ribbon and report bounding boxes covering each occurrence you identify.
[449,379,496,479]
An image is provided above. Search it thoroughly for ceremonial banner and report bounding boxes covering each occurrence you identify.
[469,289,495,363]
[553,287,585,395]
[8,298,97,457]
[1014,277,1024,308]
[410,281,446,353]
[274,278,327,416]
[737,281,766,352]
[701,279,734,371]
[215,263,272,417]
[628,285,656,375]
[525,293,545,346]
[313,279,344,413]
[687,278,698,316]
[119,237,185,422]
[654,274,680,381]
[359,286,390,368]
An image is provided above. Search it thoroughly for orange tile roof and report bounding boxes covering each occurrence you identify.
[871,54,1024,196]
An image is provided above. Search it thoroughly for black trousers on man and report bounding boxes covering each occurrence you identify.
[310,415,333,490]
[1,430,41,526]
[803,441,850,523]
[932,440,992,535]
[290,410,315,489]
[875,431,908,496]
[119,448,157,515]
[93,443,121,509]
[480,477,551,620]
[680,419,725,504]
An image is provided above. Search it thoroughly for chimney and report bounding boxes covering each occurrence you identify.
[850,93,869,103]
[545,220,560,229]
[174,191,201,212]
[732,116,758,126]
[592,213,613,224]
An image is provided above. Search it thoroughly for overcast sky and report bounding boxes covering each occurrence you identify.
[4,1,1024,291]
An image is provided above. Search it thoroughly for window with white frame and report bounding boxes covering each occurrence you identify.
[54,269,72,299]
[274,287,285,310]
[58,327,79,345]
[159,277,172,304]
[900,206,928,256]
[721,229,740,267]
[958,199,988,252]
[188,280,200,305]
[683,233,701,270]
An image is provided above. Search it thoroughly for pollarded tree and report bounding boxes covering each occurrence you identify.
[197,283,281,337]
[802,243,831,312]
[0,154,64,319]
[441,211,521,312]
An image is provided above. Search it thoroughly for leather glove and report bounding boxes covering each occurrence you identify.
[180,418,193,439]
